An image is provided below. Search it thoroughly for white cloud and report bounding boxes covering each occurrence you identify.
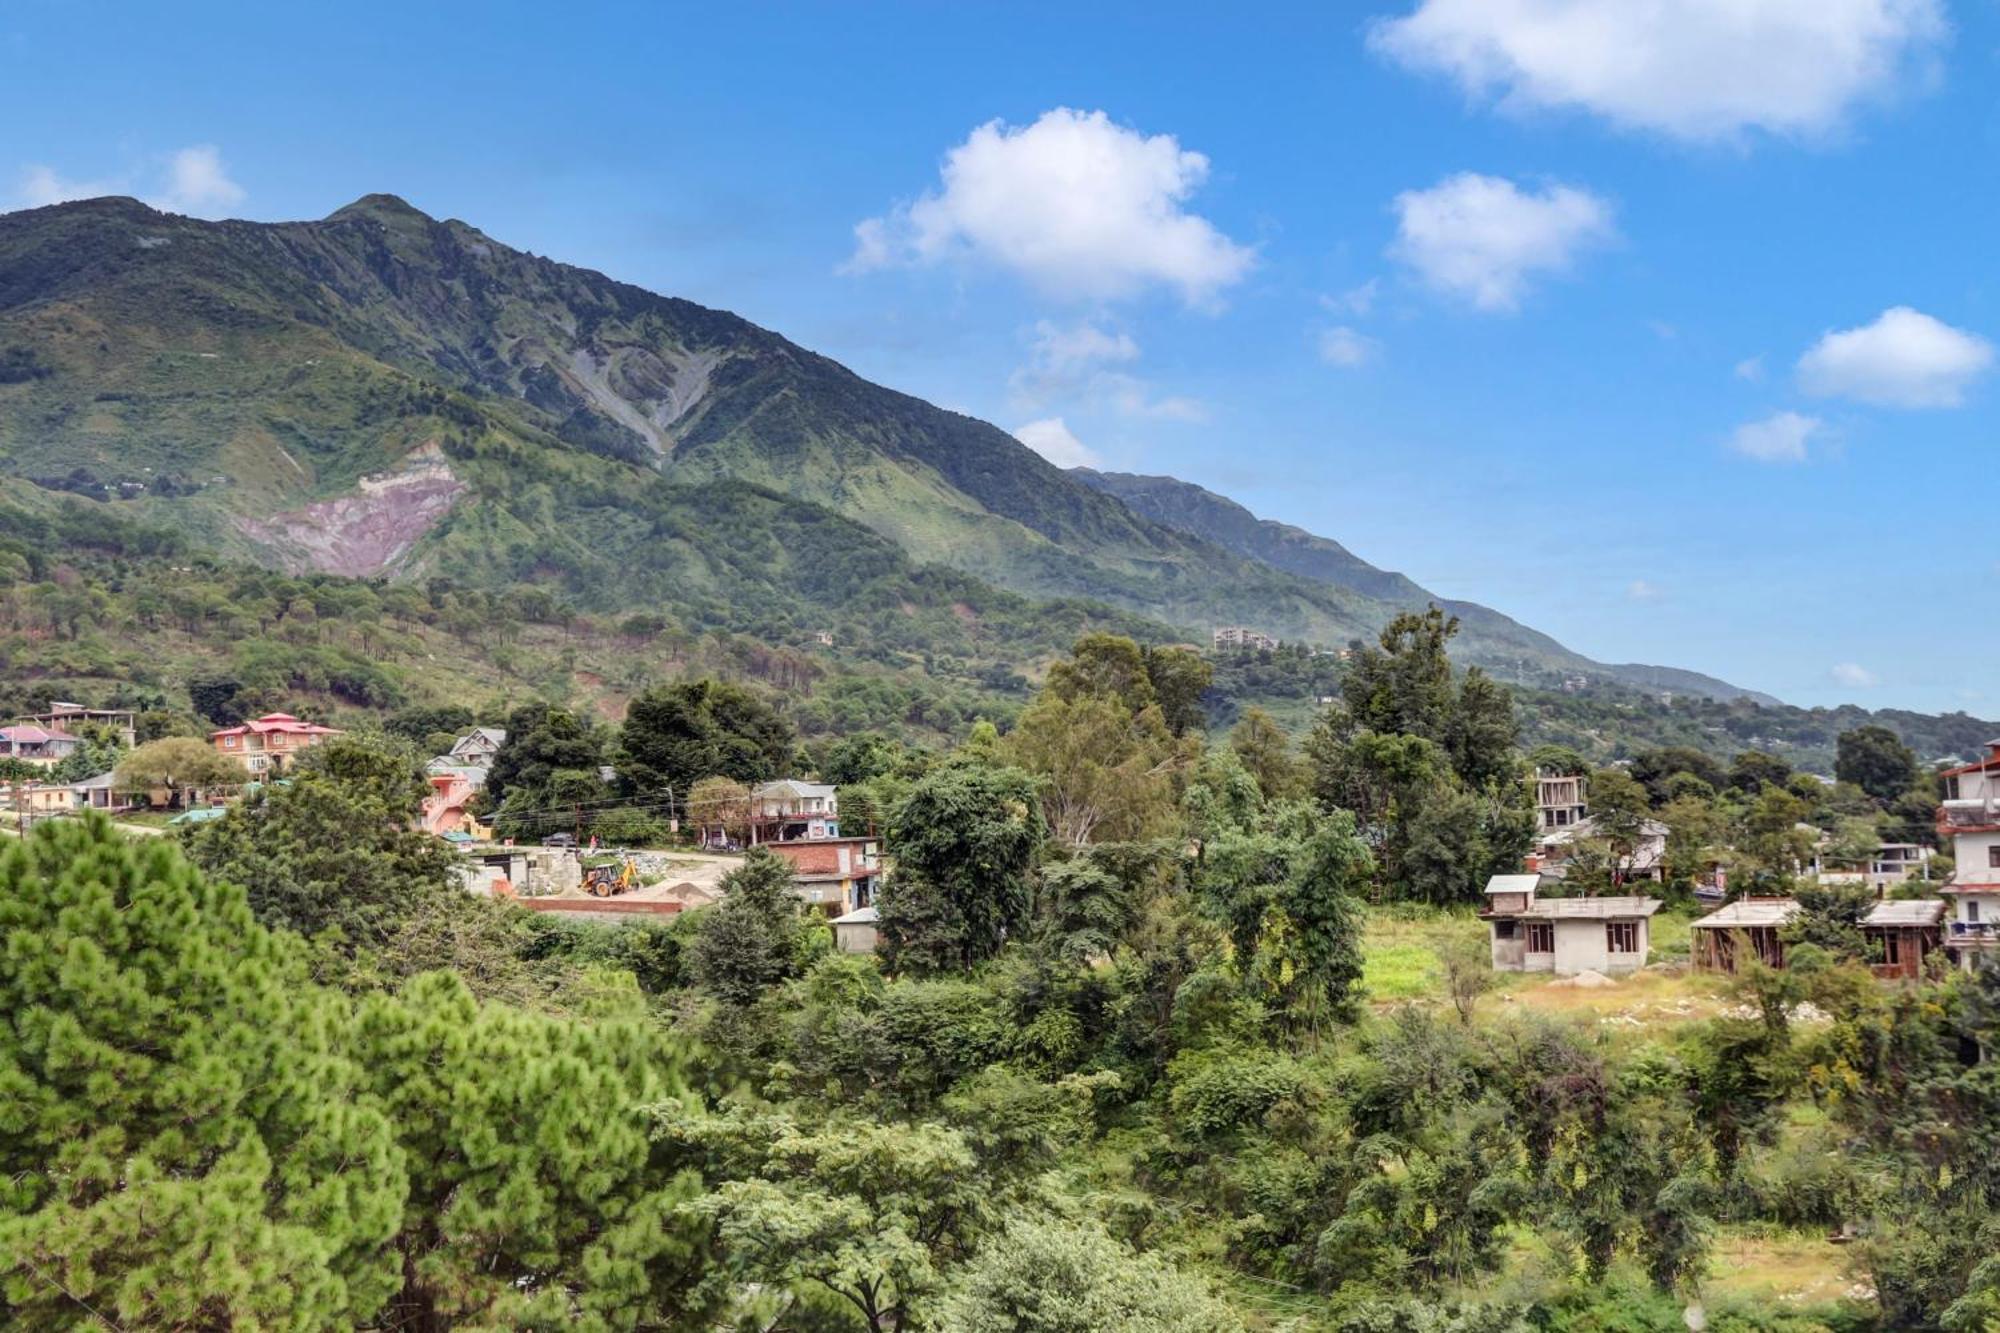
[1625,579,1664,602]
[16,164,119,208]
[1323,279,1381,317]
[1369,0,1947,141]
[1013,417,1100,469]
[1389,172,1614,312]
[1796,306,1994,408]
[148,145,245,217]
[1831,662,1880,688]
[1009,320,1205,421]
[1735,356,1766,382]
[10,144,245,218]
[1728,410,1821,463]
[1318,326,1380,368]
[845,108,1255,306]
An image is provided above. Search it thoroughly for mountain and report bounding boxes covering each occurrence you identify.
[0,193,1755,698]
[1074,469,1778,706]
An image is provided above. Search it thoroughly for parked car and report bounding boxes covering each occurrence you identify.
[542,832,578,848]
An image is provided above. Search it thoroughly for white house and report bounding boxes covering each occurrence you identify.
[1482,874,1662,976]
[1941,739,2000,971]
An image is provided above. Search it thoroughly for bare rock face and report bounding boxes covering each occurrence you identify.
[235,460,466,577]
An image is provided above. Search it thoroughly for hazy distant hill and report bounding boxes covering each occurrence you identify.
[1074,469,1777,705]
[0,193,1758,699]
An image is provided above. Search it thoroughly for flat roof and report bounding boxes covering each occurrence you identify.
[1691,898,1802,929]
[1522,895,1663,920]
[1862,899,1946,927]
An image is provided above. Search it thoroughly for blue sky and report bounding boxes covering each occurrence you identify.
[4,1,1996,713]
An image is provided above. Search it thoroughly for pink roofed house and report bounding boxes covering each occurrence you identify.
[0,724,81,768]
[209,713,343,775]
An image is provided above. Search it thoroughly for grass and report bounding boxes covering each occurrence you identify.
[1704,1225,1855,1306]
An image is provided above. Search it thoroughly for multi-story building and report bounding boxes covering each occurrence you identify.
[27,703,136,748]
[1535,769,1588,833]
[1212,626,1281,653]
[748,779,840,844]
[208,712,343,775]
[1940,739,2000,970]
[765,837,882,916]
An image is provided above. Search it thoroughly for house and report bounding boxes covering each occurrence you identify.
[831,904,880,954]
[4,781,77,821]
[1482,873,1662,976]
[209,713,342,775]
[1861,899,1945,981]
[1813,840,1935,892]
[1536,769,1588,833]
[1536,818,1670,883]
[748,779,840,844]
[0,724,81,768]
[764,836,881,915]
[27,703,136,748]
[422,766,491,840]
[1940,738,2000,971]
[1212,626,1280,653]
[69,770,124,812]
[432,727,506,770]
[1690,898,1803,973]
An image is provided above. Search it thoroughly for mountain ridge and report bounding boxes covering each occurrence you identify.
[0,193,1761,701]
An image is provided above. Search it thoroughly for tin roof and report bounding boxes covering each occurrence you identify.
[831,905,879,924]
[1862,899,1946,927]
[1483,874,1541,896]
[1691,898,1802,929]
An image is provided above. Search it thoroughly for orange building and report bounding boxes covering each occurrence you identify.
[209,713,343,775]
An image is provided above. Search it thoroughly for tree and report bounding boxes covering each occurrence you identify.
[938,1214,1244,1332]
[112,735,247,806]
[1729,750,1793,794]
[617,678,794,803]
[1007,690,1181,846]
[181,735,458,946]
[686,774,752,845]
[1837,725,1919,804]
[1445,667,1519,792]
[674,1113,987,1333]
[1587,766,1653,884]
[1343,607,1458,742]
[1440,930,1493,1025]
[1229,706,1302,801]
[0,817,407,1327]
[691,849,815,1005]
[1044,633,1157,713]
[484,703,606,810]
[1143,644,1213,738]
[880,764,1045,973]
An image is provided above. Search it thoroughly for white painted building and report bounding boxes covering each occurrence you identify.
[1941,740,2000,971]
[1482,874,1662,976]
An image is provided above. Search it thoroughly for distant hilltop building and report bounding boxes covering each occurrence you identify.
[1213,626,1280,653]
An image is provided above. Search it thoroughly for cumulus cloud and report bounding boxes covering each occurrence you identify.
[1323,279,1381,317]
[1625,579,1664,602]
[9,144,245,218]
[1013,417,1100,469]
[1318,326,1380,368]
[1389,172,1613,312]
[1796,306,1994,408]
[1369,0,1947,141]
[1831,662,1880,688]
[1735,356,1766,382]
[845,108,1255,306]
[1728,410,1821,463]
[149,145,245,217]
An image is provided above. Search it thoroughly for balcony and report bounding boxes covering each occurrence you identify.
[1949,922,2000,943]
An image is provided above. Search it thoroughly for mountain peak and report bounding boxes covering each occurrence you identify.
[326,193,433,226]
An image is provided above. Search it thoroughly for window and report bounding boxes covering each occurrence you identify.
[1526,922,1554,953]
[1607,921,1640,953]
[1971,901,1983,924]
[1989,846,2000,869]
[1494,920,1518,939]
[1882,934,1901,966]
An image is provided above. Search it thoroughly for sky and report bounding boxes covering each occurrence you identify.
[2,0,1996,714]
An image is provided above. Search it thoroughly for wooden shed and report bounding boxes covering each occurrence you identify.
[1861,898,1944,981]
[1690,898,1802,973]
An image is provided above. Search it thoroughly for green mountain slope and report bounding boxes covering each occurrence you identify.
[0,194,1748,697]
[1073,468,1776,705]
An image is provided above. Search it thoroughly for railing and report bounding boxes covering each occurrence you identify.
[1949,922,2000,940]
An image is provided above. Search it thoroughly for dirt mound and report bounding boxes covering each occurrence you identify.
[1557,969,1617,989]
